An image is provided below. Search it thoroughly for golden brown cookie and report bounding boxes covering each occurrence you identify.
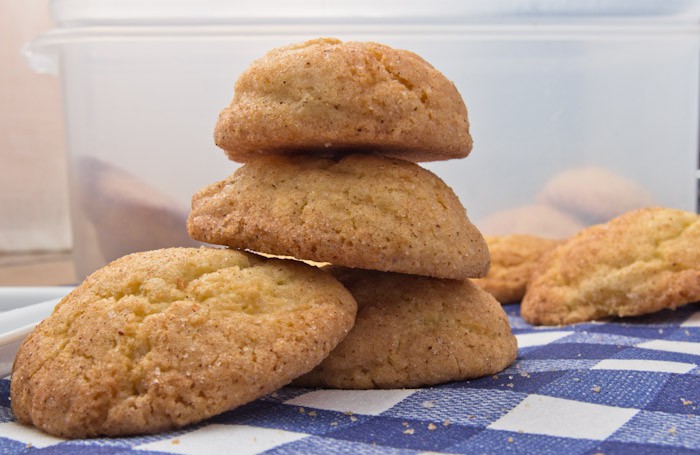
[214,38,472,163]
[474,235,561,304]
[294,268,517,389]
[11,248,356,438]
[187,153,489,280]
[521,207,700,325]
[478,204,585,239]
[537,167,655,224]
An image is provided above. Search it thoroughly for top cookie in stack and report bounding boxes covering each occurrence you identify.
[214,38,472,163]
[189,38,489,281]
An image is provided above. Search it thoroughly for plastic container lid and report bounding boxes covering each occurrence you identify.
[49,0,700,26]
[25,0,700,76]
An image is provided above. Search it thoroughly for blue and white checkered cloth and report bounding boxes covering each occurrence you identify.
[1,303,699,454]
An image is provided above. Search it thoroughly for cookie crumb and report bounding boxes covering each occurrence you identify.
[330,421,338,427]
[402,422,409,427]
[308,411,317,417]
[591,385,601,393]
[443,419,451,426]
[403,428,415,435]
[668,426,677,435]
[172,439,180,445]
[349,416,358,422]
[299,407,305,414]
[507,437,514,443]
[681,398,693,406]
[428,423,437,431]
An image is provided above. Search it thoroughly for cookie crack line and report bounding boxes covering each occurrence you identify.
[566,247,693,293]
[652,218,697,250]
[96,264,245,307]
[44,266,266,395]
[551,218,698,290]
[370,49,427,105]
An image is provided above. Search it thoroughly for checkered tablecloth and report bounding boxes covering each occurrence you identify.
[1,303,699,454]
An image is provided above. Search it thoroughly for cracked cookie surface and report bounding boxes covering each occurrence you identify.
[214,37,472,163]
[294,267,517,389]
[187,153,489,280]
[10,247,356,438]
[521,207,700,325]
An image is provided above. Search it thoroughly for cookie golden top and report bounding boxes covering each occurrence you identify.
[521,207,700,325]
[187,154,489,280]
[11,248,356,438]
[215,38,472,163]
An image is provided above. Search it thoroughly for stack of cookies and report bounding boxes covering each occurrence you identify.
[188,38,517,388]
[10,38,517,439]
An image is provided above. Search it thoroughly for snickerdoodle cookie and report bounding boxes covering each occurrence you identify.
[11,247,356,438]
[521,207,700,325]
[478,204,585,239]
[474,235,561,304]
[214,38,472,163]
[187,153,489,280]
[294,267,517,389]
[537,167,654,224]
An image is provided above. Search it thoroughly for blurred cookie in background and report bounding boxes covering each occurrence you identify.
[76,157,198,264]
[478,204,584,239]
[537,166,654,225]
[474,234,561,304]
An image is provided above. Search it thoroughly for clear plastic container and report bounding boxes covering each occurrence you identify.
[25,0,700,279]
